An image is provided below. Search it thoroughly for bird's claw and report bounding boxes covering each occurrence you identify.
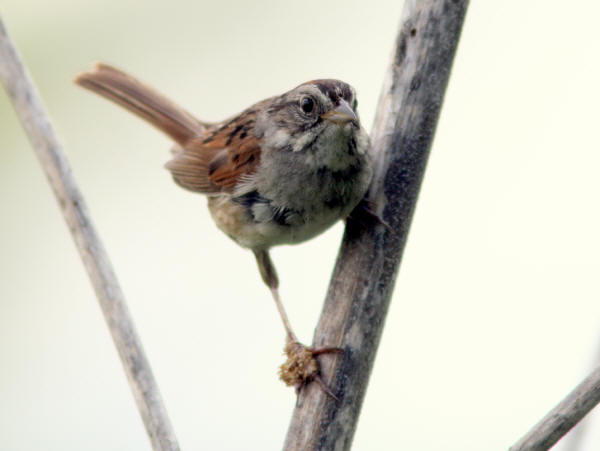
[279,341,342,402]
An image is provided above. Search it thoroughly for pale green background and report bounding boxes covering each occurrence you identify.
[2,1,600,450]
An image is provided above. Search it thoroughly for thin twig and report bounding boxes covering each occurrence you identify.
[554,352,600,451]
[0,16,180,451]
[510,366,600,451]
[557,330,600,451]
[283,1,469,449]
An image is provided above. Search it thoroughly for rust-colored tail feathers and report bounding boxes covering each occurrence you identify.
[74,63,206,146]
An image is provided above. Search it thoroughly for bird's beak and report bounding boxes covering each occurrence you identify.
[321,99,358,125]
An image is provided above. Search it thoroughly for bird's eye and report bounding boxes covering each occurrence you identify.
[300,97,314,114]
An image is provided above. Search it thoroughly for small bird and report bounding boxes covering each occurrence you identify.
[75,63,372,396]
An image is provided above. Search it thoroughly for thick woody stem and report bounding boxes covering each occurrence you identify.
[283,1,469,449]
[0,16,179,451]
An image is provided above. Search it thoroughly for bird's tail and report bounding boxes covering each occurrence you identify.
[74,63,206,146]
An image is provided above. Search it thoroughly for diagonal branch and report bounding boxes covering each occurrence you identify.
[510,366,600,451]
[0,16,180,451]
[283,0,469,449]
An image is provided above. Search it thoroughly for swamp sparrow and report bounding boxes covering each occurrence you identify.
[75,63,372,397]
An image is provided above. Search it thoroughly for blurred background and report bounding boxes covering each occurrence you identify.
[2,0,600,449]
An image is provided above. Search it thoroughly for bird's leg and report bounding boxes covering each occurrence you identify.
[253,249,342,400]
[254,249,297,343]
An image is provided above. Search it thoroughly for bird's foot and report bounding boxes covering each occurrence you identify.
[347,199,393,232]
[279,340,342,401]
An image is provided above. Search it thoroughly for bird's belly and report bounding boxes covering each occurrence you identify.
[207,195,349,250]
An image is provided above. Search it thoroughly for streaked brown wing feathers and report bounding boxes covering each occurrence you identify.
[165,118,261,193]
[207,136,260,189]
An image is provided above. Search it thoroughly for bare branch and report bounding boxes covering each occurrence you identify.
[556,342,600,451]
[283,1,469,449]
[0,16,180,451]
[510,366,600,451]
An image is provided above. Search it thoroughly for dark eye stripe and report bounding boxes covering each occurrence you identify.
[268,101,298,113]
